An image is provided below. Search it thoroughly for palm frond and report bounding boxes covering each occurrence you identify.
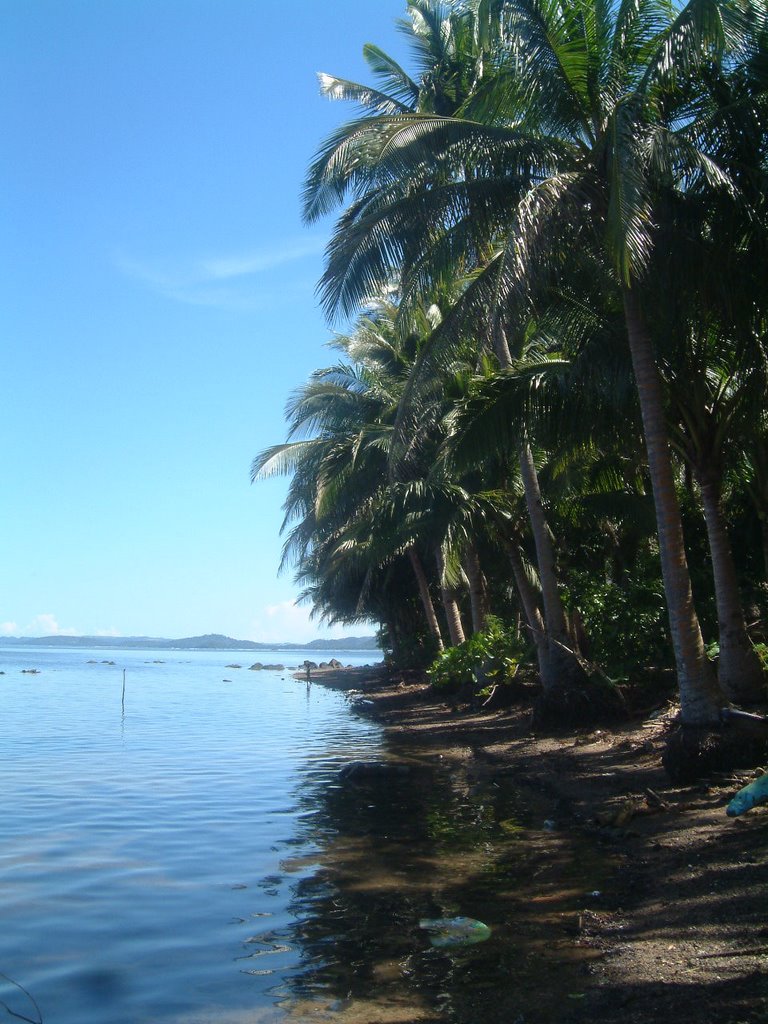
[363,42,420,107]
[317,72,412,115]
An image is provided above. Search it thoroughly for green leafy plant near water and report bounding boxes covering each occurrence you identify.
[567,571,672,677]
[428,617,524,695]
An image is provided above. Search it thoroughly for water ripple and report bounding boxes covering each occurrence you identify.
[0,648,383,1024]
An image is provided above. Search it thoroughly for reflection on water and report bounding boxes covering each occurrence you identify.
[0,647,384,1024]
[245,752,608,1024]
[0,648,608,1024]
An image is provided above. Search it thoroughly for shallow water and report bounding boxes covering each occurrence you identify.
[0,647,607,1024]
[0,647,383,1024]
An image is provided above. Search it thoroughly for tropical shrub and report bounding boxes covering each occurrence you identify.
[428,617,524,694]
[568,570,671,677]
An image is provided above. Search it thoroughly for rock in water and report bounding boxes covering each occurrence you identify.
[418,916,491,948]
[726,773,768,816]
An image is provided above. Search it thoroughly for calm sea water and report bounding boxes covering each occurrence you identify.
[0,647,384,1024]
[0,646,606,1024]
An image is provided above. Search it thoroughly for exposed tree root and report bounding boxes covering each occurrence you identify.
[662,721,768,784]
[532,676,627,728]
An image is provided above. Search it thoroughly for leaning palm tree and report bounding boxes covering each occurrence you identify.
[439,273,652,700]
[252,303,458,658]
[662,321,766,703]
[303,0,757,741]
[384,274,606,706]
[742,407,768,584]
[641,9,768,704]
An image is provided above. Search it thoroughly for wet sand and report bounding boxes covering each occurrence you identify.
[304,664,768,1024]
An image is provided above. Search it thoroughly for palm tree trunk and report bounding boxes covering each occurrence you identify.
[408,546,443,651]
[749,487,768,583]
[495,322,588,698]
[503,535,549,676]
[696,470,765,703]
[622,286,722,723]
[760,515,768,585]
[519,442,587,692]
[435,547,466,647]
[463,541,490,634]
[493,318,514,368]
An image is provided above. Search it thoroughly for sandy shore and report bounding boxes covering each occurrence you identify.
[304,664,768,1024]
[292,664,388,690]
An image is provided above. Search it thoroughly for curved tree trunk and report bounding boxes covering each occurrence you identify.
[696,470,765,703]
[745,455,768,582]
[435,547,466,647]
[758,512,768,585]
[622,287,722,724]
[492,326,546,651]
[408,546,443,651]
[494,320,589,701]
[463,541,490,634]
[503,534,549,677]
[519,442,588,693]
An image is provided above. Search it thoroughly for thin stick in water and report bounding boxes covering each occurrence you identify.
[0,971,43,1024]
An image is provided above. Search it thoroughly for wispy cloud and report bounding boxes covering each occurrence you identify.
[115,237,326,310]
[8,613,79,637]
[200,240,326,280]
[2,616,122,638]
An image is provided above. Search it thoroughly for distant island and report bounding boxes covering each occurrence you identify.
[0,633,379,652]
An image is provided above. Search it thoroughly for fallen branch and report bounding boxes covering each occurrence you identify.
[0,972,43,1024]
[481,685,499,708]
[720,707,768,737]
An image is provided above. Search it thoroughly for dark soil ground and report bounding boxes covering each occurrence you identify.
[305,665,768,1024]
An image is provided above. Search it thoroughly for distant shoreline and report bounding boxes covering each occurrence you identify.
[0,632,379,653]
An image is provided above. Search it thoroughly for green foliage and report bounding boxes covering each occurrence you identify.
[258,0,768,720]
[753,644,768,673]
[428,616,523,694]
[568,571,672,676]
[382,621,442,671]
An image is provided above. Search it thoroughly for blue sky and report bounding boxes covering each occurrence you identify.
[1,0,408,641]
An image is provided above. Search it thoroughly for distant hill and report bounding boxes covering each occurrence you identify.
[0,632,379,652]
[301,636,378,651]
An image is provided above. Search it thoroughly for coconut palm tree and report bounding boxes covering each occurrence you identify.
[659,320,765,702]
[302,0,760,733]
[252,296,534,659]
[439,269,657,689]
[640,5,768,702]
[251,307,444,653]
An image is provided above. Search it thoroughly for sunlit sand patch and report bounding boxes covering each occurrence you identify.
[527,884,592,904]
[165,997,429,1024]
[279,853,323,873]
[165,1007,285,1023]
[278,994,438,1023]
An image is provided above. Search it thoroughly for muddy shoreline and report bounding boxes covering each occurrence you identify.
[304,665,768,1023]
